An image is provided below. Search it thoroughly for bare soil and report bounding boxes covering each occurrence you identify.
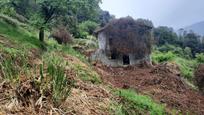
[195,64,204,93]
[95,63,204,114]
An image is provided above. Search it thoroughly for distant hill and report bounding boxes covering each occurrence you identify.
[184,21,204,36]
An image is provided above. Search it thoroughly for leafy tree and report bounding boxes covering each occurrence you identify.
[99,10,115,26]
[182,32,200,57]
[30,0,69,42]
[154,26,178,46]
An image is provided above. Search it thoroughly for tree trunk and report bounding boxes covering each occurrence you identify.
[39,27,44,42]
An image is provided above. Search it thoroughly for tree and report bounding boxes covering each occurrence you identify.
[154,26,178,46]
[99,10,115,26]
[31,0,69,42]
[183,32,201,57]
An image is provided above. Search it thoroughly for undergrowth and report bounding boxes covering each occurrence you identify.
[0,20,41,49]
[112,89,166,115]
[0,44,29,81]
[43,53,74,106]
[152,50,198,81]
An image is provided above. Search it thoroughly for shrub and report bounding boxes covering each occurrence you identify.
[44,53,74,106]
[0,46,28,81]
[116,89,165,115]
[50,26,73,44]
[196,53,204,63]
[78,20,99,38]
[175,58,197,80]
[152,51,175,63]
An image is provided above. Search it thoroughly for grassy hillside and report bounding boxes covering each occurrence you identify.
[0,16,170,115]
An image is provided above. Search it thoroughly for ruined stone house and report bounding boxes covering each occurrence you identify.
[92,17,154,67]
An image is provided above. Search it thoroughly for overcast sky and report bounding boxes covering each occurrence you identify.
[100,0,204,29]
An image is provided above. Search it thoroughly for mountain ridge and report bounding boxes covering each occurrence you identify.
[184,21,204,36]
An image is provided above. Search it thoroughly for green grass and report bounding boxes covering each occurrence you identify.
[152,51,175,63]
[73,64,101,84]
[0,44,29,81]
[42,53,74,106]
[174,57,197,81]
[0,20,41,49]
[152,50,198,81]
[114,89,166,115]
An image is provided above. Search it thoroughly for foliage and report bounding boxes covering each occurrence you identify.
[0,45,28,81]
[0,14,26,27]
[157,44,193,59]
[115,89,165,115]
[175,57,197,80]
[152,51,175,63]
[154,27,204,58]
[0,20,41,48]
[73,64,101,84]
[152,49,198,80]
[99,10,115,26]
[44,53,74,106]
[78,21,99,38]
[196,53,204,63]
[154,26,178,46]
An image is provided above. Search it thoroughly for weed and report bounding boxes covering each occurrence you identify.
[74,64,101,84]
[43,53,74,106]
[115,89,165,115]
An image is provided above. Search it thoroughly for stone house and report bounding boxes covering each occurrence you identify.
[92,17,154,67]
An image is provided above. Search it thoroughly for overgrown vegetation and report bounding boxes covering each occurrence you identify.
[152,50,198,81]
[1,0,204,114]
[112,89,166,115]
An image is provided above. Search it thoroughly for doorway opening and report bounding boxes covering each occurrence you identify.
[123,55,130,65]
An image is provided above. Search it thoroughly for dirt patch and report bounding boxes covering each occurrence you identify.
[95,63,204,114]
[195,64,204,93]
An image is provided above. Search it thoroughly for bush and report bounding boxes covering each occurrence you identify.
[43,53,74,106]
[175,58,197,80]
[196,53,204,63]
[152,51,175,63]
[116,89,165,115]
[51,26,73,44]
[157,45,192,59]
[78,20,99,38]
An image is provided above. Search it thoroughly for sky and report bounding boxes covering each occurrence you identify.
[100,0,204,29]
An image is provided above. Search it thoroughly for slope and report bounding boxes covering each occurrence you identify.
[0,16,169,115]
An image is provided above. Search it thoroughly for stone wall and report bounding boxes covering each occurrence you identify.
[91,49,151,67]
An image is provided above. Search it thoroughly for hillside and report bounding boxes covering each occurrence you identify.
[0,16,169,115]
[184,21,204,36]
[0,15,204,115]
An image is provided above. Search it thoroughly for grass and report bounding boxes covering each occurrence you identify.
[152,50,198,81]
[46,39,101,84]
[41,53,74,106]
[73,64,101,84]
[114,89,166,115]
[0,44,29,81]
[174,57,197,81]
[0,20,41,49]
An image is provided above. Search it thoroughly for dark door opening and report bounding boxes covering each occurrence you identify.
[111,52,118,59]
[123,55,130,65]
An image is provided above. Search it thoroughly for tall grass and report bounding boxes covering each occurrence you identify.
[43,53,74,106]
[0,45,28,81]
[152,50,198,81]
[115,89,165,115]
[0,20,41,49]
